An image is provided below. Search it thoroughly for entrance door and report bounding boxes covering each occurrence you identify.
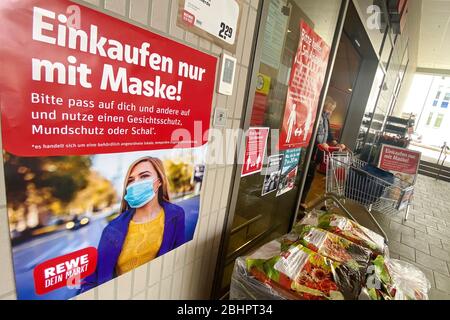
[212,0,343,299]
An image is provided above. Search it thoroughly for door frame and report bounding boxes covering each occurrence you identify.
[211,0,350,299]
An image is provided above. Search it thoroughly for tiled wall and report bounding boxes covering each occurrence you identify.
[0,0,260,300]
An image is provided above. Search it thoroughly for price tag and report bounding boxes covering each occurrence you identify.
[183,0,240,46]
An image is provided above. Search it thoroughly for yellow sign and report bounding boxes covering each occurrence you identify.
[256,73,271,95]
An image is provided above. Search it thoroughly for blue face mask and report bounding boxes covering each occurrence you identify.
[124,179,156,208]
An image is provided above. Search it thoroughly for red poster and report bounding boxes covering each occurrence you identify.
[378,144,421,184]
[241,127,270,177]
[0,0,217,157]
[0,0,216,300]
[279,21,330,150]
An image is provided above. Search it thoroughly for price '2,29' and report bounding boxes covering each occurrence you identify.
[218,22,233,40]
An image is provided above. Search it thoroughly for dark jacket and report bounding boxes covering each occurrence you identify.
[80,201,185,292]
[313,112,334,164]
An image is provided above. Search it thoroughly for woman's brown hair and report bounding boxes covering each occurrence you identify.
[120,157,170,212]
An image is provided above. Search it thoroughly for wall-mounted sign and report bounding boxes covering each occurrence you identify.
[241,127,270,177]
[276,148,301,197]
[279,21,330,150]
[261,154,284,196]
[0,0,217,300]
[217,53,237,96]
[178,0,242,53]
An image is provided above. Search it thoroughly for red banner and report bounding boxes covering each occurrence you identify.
[279,21,330,150]
[33,247,97,295]
[0,0,217,157]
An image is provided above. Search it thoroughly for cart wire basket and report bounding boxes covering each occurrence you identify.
[321,152,414,242]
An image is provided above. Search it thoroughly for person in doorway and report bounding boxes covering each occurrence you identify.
[300,97,345,210]
[80,157,185,292]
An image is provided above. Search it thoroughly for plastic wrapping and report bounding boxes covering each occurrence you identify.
[293,225,372,274]
[365,255,431,300]
[299,211,387,256]
[230,239,363,300]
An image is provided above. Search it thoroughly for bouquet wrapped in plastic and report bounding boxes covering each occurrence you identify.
[231,239,364,300]
[299,211,387,257]
[293,225,372,274]
[362,255,431,300]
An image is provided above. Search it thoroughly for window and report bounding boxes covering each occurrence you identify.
[434,114,444,128]
[444,92,450,101]
[426,112,433,126]
[442,101,449,109]
[435,91,442,100]
[433,100,438,106]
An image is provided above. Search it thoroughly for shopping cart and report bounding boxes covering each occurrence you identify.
[317,146,345,174]
[306,148,414,243]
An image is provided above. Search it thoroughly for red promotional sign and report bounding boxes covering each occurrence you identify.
[279,21,330,150]
[0,0,217,157]
[378,144,421,184]
[241,127,270,177]
[33,247,97,295]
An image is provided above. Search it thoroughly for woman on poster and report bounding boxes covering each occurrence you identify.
[80,157,185,292]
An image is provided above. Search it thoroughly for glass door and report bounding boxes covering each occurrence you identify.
[213,0,343,298]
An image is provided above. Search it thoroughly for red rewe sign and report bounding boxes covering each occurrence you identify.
[279,21,330,150]
[33,247,97,295]
[0,0,217,157]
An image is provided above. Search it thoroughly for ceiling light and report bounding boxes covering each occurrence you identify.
[354,39,361,47]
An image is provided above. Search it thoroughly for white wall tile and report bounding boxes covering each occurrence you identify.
[185,32,199,47]
[105,0,127,16]
[169,0,185,40]
[117,271,133,300]
[220,166,234,209]
[97,278,116,300]
[76,287,97,300]
[162,250,175,279]
[181,262,194,299]
[170,268,183,300]
[160,275,173,299]
[148,257,162,286]
[81,0,101,6]
[151,0,170,32]
[236,3,249,62]
[0,206,15,296]
[201,169,216,215]
[174,243,187,271]
[185,236,197,265]
[133,263,148,295]
[0,292,16,300]
[129,0,149,25]
[190,258,203,298]
[147,283,160,300]
[211,167,226,212]
[133,290,146,300]
[242,8,257,66]
[195,215,209,258]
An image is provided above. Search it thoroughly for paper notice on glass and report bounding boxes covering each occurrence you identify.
[260,0,289,69]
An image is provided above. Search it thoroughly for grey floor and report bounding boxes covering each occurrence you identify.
[371,175,450,300]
